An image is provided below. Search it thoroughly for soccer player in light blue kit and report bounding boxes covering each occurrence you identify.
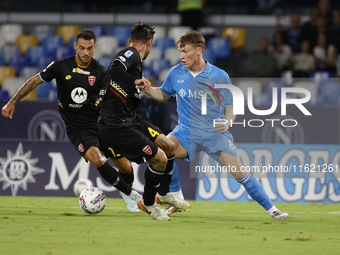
[144,30,288,219]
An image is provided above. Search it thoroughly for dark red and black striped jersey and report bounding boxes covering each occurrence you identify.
[99,47,142,125]
[39,56,106,130]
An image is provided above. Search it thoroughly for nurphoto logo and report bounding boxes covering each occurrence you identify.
[200,84,312,128]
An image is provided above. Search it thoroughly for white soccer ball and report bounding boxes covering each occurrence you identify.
[79,187,107,214]
[73,178,94,197]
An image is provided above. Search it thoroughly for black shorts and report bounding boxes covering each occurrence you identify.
[67,127,99,157]
[98,115,163,164]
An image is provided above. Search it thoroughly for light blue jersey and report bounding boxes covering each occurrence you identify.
[161,61,238,162]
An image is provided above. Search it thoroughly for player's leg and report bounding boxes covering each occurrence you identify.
[99,120,168,218]
[68,128,140,203]
[143,148,167,205]
[84,146,137,197]
[112,157,134,185]
[169,162,182,194]
[152,132,189,209]
[218,151,288,219]
[137,147,170,220]
[111,157,140,212]
[167,134,188,194]
[166,134,188,204]
[154,134,175,196]
[162,161,186,215]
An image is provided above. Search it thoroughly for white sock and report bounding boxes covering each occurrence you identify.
[267,205,278,216]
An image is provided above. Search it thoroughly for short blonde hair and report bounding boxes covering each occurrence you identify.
[176,30,205,50]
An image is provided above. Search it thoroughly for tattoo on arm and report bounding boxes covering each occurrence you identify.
[10,76,40,104]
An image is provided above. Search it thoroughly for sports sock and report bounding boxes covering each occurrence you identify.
[143,165,164,206]
[267,205,279,216]
[238,172,273,210]
[97,161,131,195]
[119,165,134,188]
[169,161,182,192]
[158,155,175,196]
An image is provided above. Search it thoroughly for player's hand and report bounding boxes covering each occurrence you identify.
[214,121,228,133]
[134,78,151,92]
[1,102,15,119]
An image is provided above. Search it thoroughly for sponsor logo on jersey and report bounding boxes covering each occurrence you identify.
[88,75,96,86]
[72,67,90,75]
[124,50,133,58]
[178,88,187,98]
[78,143,84,153]
[119,56,126,62]
[142,145,152,155]
[198,82,223,107]
[71,87,88,104]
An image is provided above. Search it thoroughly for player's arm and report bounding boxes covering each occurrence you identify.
[108,61,151,91]
[1,74,44,119]
[142,87,171,103]
[215,105,236,133]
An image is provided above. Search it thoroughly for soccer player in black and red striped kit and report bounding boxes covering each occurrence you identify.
[1,28,142,207]
[98,23,189,220]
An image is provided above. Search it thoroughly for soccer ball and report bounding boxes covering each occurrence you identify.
[73,178,94,197]
[79,187,106,214]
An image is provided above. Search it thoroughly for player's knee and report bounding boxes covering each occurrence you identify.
[90,156,107,168]
[112,158,131,174]
[117,164,131,174]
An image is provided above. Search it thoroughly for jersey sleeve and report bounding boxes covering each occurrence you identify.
[160,68,176,96]
[113,49,139,71]
[39,60,58,82]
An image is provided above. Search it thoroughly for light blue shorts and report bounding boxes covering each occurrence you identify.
[191,130,239,164]
[169,125,238,163]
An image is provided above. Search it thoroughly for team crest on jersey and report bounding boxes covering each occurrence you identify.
[88,75,96,86]
[142,145,152,155]
[78,143,84,153]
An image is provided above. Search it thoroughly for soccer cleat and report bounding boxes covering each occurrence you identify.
[137,199,170,221]
[120,190,141,212]
[155,192,190,209]
[162,205,183,216]
[271,210,289,219]
[129,190,143,204]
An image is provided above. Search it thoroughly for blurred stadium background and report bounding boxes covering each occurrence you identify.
[0,0,340,205]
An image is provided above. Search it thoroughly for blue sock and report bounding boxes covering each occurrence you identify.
[169,161,181,192]
[239,172,273,210]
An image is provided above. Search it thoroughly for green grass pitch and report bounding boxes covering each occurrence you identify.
[0,196,339,255]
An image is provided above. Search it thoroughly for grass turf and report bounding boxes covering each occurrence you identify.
[0,196,339,255]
